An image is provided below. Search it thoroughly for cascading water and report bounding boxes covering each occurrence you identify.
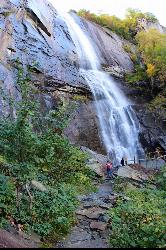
[57,10,144,165]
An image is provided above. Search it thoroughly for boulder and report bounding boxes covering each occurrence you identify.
[31,180,47,191]
[117,166,148,181]
[90,221,107,231]
[80,146,108,177]
[66,227,91,243]
[76,207,105,219]
[0,229,37,248]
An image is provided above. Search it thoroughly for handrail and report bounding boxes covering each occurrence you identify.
[127,154,166,162]
[126,154,166,169]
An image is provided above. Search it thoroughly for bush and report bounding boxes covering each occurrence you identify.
[154,165,166,191]
[125,64,148,83]
[108,167,166,248]
[148,95,166,120]
[123,44,132,54]
[0,63,94,241]
[16,183,79,240]
[72,94,88,102]
[0,175,16,227]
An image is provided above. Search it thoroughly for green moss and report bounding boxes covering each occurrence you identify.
[123,44,132,54]
[2,12,11,17]
[72,94,88,102]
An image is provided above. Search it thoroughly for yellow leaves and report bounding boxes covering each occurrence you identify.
[146,63,155,77]
[136,28,166,83]
[142,216,157,223]
[41,165,49,172]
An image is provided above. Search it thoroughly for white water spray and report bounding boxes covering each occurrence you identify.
[58,10,144,165]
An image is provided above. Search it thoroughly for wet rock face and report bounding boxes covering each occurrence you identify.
[0,0,134,153]
[0,0,88,99]
[0,0,134,95]
[79,17,134,72]
[115,78,166,154]
[135,106,166,152]
[0,0,165,154]
[64,101,106,154]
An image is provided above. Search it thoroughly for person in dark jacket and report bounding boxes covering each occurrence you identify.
[121,157,125,166]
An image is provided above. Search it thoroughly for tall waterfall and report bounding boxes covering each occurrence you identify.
[58,10,144,165]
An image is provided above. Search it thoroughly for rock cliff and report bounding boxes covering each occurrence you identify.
[0,0,165,154]
[0,0,133,93]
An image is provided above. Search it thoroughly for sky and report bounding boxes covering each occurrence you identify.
[48,0,166,27]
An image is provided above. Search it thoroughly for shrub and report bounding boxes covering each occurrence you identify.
[154,165,166,191]
[125,64,148,83]
[0,175,16,226]
[108,167,166,248]
[123,44,132,54]
[0,63,94,241]
[16,183,79,240]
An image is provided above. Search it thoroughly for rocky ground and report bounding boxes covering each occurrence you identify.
[0,146,159,248]
[0,228,40,248]
[55,153,158,249]
[56,177,115,248]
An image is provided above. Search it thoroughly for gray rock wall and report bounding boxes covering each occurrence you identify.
[0,0,134,94]
[64,100,106,154]
[0,0,165,155]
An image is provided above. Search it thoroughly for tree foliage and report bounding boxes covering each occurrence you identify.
[136,28,166,85]
[0,62,94,241]
[108,167,166,248]
[77,8,158,41]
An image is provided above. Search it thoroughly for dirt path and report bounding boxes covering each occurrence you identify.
[56,178,116,248]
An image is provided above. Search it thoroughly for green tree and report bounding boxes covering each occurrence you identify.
[0,62,93,240]
[136,28,166,89]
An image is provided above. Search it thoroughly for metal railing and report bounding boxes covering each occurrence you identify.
[127,154,166,169]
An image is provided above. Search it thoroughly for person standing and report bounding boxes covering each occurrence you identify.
[121,157,125,166]
[106,160,113,178]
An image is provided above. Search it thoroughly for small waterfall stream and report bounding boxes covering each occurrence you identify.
[58,10,144,165]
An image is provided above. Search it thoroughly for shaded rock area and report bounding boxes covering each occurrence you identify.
[64,102,106,154]
[136,105,166,152]
[0,229,40,248]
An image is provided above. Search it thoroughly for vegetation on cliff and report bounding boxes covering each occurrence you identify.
[78,8,166,120]
[126,28,166,118]
[0,62,95,243]
[77,8,158,41]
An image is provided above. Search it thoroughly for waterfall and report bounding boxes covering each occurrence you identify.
[57,10,144,165]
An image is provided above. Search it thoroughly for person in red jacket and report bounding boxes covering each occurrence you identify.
[106,160,113,178]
